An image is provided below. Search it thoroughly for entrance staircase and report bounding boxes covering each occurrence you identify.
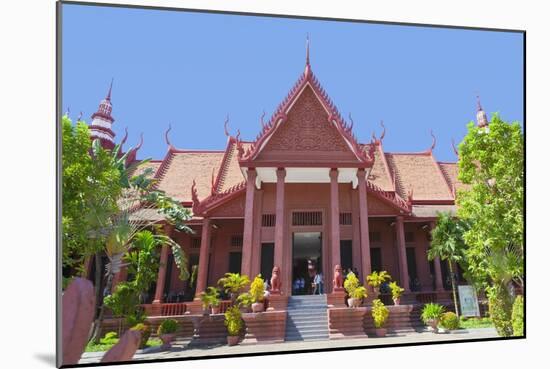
[285,295,329,341]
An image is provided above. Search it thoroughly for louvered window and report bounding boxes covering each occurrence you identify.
[292,211,323,226]
[261,214,276,227]
[339,212,352,225]
[231,235,243,248]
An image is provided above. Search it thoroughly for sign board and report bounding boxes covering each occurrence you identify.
[458,285,481,317]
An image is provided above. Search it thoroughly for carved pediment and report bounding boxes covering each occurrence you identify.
[255,85,358,163]
[367,192,401,216]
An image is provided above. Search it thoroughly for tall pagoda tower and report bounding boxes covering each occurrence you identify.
[89,80,116,150]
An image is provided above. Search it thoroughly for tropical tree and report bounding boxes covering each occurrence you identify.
[456,113,524,336]
[62,115,122,276]
[428,211,469,316]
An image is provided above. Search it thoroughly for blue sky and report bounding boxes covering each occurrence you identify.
[62,4,524,162]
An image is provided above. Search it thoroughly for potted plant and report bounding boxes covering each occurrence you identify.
[372,299,390,337]
[389,281,405,305]
[344,272,367,307]
[236,292,254,313]
[421,303,445,333]
[157,319,178,349]
[249,275,265,313]
[218,273,251,304]
[200,287,221,314]
[224,305,243,346]
[439,311,459,333]
[366,271,391,298]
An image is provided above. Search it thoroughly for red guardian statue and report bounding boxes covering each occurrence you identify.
[333,264,344,291]
[270,266,282,294]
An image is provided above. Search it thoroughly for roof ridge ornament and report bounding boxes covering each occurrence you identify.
[223,115,230,137]
[304,34,311,76]
[164,123,174,150]
[379,120,386,142]
[120,127,129,149]
[452,138,459,157]
[427,129,436,153]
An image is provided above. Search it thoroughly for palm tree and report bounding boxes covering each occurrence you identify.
[87,139,193,343]
[428,211,468,317]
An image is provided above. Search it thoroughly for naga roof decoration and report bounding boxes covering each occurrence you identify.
[192,180,246,216]
[235,64,376,165]
[125,133,143,165]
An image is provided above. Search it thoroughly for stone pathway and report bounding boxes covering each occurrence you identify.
[79,328,498,364]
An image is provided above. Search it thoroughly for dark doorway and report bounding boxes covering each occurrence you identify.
[228,252,242,274]
[370,247,382,273]
[340,240,353,272]
[260,243,274,285]
[406,247,419,291]
[292,232,322,295]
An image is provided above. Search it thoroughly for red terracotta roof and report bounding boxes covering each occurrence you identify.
[438,162,469,195]
[365,143,394,192]
[155,150,225,202]
[385,153,454,201]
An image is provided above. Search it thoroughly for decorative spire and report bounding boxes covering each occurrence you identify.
[89,80,116,150]
[476,95,488,128]
[304,34,311,76]
[106,78,113,101]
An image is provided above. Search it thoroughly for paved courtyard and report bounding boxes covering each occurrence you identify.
[79,328,498,364]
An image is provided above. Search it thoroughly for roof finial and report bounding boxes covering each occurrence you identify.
[164,123,174,149]
[347,113,354,131]
[452,138,459,157]
[379,120,386,142]
[305,34,311,76]
[106,78,113,101]
[476,95,489,128]
[223,115,230,137]
[120,127,129,148]
[429,130,436,152]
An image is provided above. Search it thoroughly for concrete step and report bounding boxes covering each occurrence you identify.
[287,310,328,316]
[287,318,329,326]
[285,326,329,335]
[285,333,329,341]
[287,304,328,309]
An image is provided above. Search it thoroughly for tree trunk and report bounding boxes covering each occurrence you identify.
[87,253,103,342]
[448,260,460,317]
[90,272,114,344]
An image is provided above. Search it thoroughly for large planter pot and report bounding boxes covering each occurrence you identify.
[393,297,401,306]
[347,298,361,308]
[375,328,387,337]
[160,333,176,349]
[251,302,264,313]
[211,305,220,314]
[426,319,439,333]
[227,335,240,346]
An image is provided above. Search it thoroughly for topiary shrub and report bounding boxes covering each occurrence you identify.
[157,319,178,336]
[512,295,524,336]
[131,323,151,349]
[439,312,459,330]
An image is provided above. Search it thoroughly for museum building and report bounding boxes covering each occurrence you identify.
[85,45,488,320]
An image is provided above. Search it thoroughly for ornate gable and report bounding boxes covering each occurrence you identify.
[256,85,357,163]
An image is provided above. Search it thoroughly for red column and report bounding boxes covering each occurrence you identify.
[396,216,410,292]
[241,168,257,278]
[251,189,264,278]
[274,168,286,270]
[357,169,372,284]
[430,221,445,291]
[153,245,170,304]
[351,189,362,278]
[111,266,127,292]
[330,169,341,273]
[195,218,211,297]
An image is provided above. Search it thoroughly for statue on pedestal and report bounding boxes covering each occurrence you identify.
[270,266,282,294]
[333,264,344,290]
